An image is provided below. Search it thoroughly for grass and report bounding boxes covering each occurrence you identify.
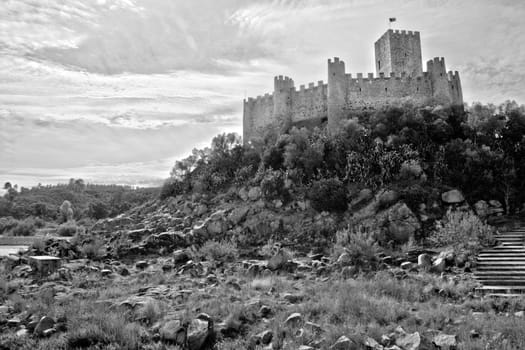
[3,254,525,350]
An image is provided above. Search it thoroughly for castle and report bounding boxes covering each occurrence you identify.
[243,29,463,142]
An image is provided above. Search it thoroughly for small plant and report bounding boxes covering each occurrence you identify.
[332,225,380,271]
[197,239,239,262]
[57,222,80,237]
[0,217,18,234]
[428,209,496,250]
[260,169,290,202]
[81,237,106,260]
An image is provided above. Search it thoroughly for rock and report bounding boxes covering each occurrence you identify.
[238,187,249,201]
[259,305,272,317]
[34,316,55,337]
[256,330,273,345]
[432,257,446,272]
[100,269,112,277]
[173,249,191,264]
[282,293,304,304]
[330,335,357,350]
[337,252,352,265]
[432,333,457,349]
[514,311,525,317]
[387,202,421,243]
[364,336,383,349]
[0,305,9,315]
[417,254,432,269]
[441,189,464,204]
[187,317,214,350]
[350,188,373,208]
[395,327,420,350]
[284,312,303,328]
[206,220,226,235]
[135,260,148,269]
[400,262,413,270]
[489,200,502,208]
[248,187,262,201]
[267,249,292,271]
[228,207,249,225]
[378,189,399,207]
[160,319,186,344]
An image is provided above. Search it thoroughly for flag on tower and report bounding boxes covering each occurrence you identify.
[389,17,396,22]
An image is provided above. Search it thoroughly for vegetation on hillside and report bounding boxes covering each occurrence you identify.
[162,101,525,216]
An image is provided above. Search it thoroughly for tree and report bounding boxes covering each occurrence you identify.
[59,200,74,223]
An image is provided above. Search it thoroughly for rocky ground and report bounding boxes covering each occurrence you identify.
[1,186,524,349]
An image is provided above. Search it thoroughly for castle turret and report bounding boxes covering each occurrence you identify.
[427,57,454,105]
[327,57,346,134]
[273,75,294,131]
[375,29,422,77]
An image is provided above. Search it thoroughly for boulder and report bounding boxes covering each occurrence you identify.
[228,207,249,225]
[350,188,373,208]
[441,190,464,204]
[34,316,55,337]
[386,202,421,243]
[417,254,432,269]
[432,257,446,273]
[238,187,249,201]
[248,187,262,201]
[395,327,420,350]
[256,330,273,345]
[432,333,457,349]
[159,319,186,344]
[187,316,214,350]
[206,220,226,235]
[135,260,148,269]
[378,189,399,207]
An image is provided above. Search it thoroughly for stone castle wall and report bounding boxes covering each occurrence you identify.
[243,29,463,142]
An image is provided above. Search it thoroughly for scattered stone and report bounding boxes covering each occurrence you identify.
[187,317,214,350]
[400,261,413,270]
[386,202,421,243]
[256,330,273,345]
[282,293,304,304]
[395,327,420,350]
[432,257,446,273]
[160,319,186,344]
[34,316,55,336]
[248,187,262,201]
[441,189,464,204]
[330,335,356,350]
[100,269,112,276]
[418,254,432,269]
[259,305,272,317]
[284,313,303,328]
[432,333,457,349]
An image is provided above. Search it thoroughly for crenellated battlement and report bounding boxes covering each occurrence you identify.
[244,28,463,142]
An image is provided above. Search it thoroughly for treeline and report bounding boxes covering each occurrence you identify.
[0,179,159,221]
[162,101,525,214]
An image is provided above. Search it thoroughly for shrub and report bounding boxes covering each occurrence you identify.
[159,177,186,199]
[332,225,380,271]
[0,216,18,234]
[308,177,348,212]
[10,218,36,236]
[428,209,496,250]
[57,222,81,237]
[80,237,106,260]
[88,201,108,220]
[197,239,239,262]
[260,169,290,201]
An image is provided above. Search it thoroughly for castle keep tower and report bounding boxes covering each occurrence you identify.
[243,29,463,143]
[375,30,423,77]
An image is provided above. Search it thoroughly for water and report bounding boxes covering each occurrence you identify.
[0,245,28,256]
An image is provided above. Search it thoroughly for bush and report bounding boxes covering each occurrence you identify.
[88,201,108,220]
[10,218,36,236]
[80,237,106,259]
[332,225,380,271]
[197,239,239,262]
[428,209,496,250]
[57,222,81,237]
[0,216,18,234]
[159,177,186,199]
[260,169,290,201]
[308,177,348,212]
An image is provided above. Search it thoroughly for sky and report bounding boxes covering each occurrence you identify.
[1,0,524,188]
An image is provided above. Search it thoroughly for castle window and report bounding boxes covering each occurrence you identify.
[440,73,443,77]
[359,87,362,92]
[385,88,387,92]
[417,87,419,92]
[378,60,381,69]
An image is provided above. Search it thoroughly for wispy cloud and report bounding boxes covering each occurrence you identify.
[0,0,524,186]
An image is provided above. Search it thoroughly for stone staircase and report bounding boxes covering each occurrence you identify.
[474,226,525,296]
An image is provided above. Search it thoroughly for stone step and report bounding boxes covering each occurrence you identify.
[475,286,525,293]
[478,254,525,258]
[474,271,525,276]
[477,257,525,261]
